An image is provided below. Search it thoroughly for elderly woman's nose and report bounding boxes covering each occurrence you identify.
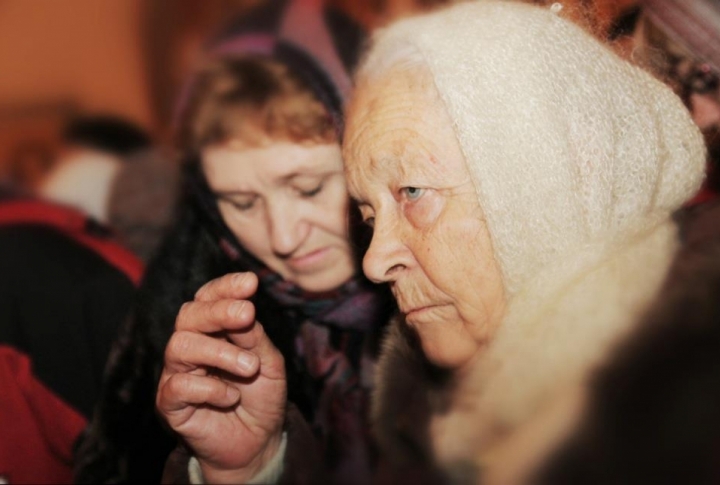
[362,221,406,283]
[267,202,309,256]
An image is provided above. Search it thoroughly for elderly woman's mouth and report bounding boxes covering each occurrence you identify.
[404,305,439,320]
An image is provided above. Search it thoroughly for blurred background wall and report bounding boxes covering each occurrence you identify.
[0,0,150,176]
[0,0,267,188]
[0,0,637,188]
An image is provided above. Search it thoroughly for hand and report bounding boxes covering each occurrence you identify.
[156,272,287,483]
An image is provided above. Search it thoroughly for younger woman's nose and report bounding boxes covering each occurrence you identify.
[267,202,310,257]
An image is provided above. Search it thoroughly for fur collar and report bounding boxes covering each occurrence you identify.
[372,220,679,481]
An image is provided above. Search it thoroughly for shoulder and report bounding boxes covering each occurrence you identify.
[0,223,136,302]
[536,203,720,484]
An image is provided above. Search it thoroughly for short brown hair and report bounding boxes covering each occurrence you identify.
[177,56,336,154]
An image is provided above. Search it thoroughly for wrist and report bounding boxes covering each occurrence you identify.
[199,431,285,484]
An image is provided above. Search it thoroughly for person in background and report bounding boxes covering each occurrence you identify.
[106,147,181,262]
[39,115,152,224]
[633,0,720,205]
[76,1,394,484]
[0,116,150,484]
[0,186,142,484]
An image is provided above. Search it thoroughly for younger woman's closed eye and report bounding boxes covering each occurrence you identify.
[295,183,324,197]
[218,194,259,212]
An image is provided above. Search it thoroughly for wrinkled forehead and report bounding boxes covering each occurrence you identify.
[342,67,443,190]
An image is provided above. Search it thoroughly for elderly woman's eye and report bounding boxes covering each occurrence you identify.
[363,216,375,228]
[402,187,424,200]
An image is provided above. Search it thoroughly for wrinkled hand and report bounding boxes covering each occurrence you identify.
[157,272,287,483]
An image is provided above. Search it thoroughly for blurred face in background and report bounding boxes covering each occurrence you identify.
[670,54,720,134]
[675,56,720,190]
[202,138,356,293]
[641,22,720,186]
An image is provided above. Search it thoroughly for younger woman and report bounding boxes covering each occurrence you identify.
[76,2,393,483]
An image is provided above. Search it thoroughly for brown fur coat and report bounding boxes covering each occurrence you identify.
[371,201,720,485]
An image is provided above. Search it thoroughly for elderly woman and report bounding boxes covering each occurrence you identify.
[344,1,719,484]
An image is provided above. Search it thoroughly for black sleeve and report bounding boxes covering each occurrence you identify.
[74,203,229,484]
[0,225,135,418]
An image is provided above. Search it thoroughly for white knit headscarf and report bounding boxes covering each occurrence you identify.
[358,0,707,458]
[360,0,704,297]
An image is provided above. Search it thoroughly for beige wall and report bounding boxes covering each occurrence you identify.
[0,0,155,184]
[0,0,152,129]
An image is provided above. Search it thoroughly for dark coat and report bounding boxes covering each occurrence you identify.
[73,197,231,484]
[0,194,137,484]
[534,200,720,485]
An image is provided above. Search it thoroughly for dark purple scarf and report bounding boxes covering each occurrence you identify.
[225,238,389,332]
[218,232,389,485]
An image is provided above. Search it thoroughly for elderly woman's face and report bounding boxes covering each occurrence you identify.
[344,69,506,369]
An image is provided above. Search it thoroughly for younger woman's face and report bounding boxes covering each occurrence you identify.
[202,139,356,292]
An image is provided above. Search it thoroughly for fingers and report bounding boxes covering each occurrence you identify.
[157,372,241,414]
[227,322,285,381]
[177,273,258,334]
[176,298,256,334]
[165,330,260,376]
[195,272,258,303]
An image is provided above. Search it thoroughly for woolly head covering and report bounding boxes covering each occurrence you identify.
[175,0,364,137]
[358,0,706,297]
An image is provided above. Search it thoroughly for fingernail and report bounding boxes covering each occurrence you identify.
[237,352,256,373]
[226,386,241,402]
[232,273,247,288]
[228,301,246,318]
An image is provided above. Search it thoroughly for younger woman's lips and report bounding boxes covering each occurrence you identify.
[288,247,331,270]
